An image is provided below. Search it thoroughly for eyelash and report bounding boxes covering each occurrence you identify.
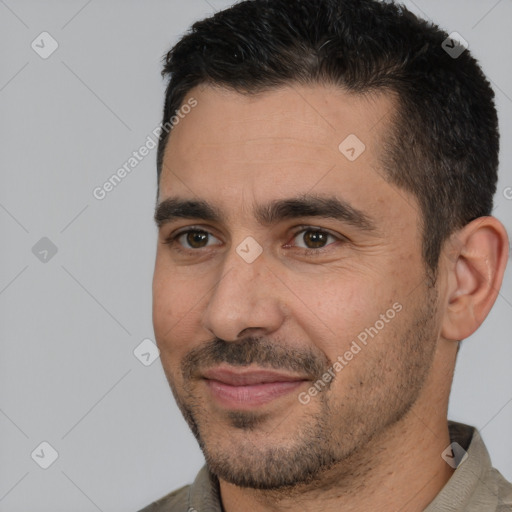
[163,226,344,255]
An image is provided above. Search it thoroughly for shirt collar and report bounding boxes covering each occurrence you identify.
[424,421,499,511]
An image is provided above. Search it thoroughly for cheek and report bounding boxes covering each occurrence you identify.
[290,270,403,361]
[152,285,197,383]
[290,271,383,326]
[152,265,200,349]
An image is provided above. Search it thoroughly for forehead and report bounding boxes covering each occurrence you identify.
[159,84,416,230]
[164,83,394,162]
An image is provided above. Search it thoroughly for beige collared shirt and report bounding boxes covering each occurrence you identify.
[139,421,512,511]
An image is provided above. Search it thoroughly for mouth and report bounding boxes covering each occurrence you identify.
[201,366,309,408]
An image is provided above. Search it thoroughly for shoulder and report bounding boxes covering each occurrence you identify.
[137,484,190,512]
[492,468,512,511]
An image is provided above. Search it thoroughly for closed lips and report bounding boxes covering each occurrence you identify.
[201,367,308,386]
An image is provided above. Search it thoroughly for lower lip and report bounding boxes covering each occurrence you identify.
[205,379,306,408]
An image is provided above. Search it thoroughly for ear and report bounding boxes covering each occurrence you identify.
[441,216,509,341]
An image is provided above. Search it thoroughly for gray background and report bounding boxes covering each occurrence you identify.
[1,0,511,510]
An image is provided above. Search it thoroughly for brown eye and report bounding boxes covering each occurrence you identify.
[173,229,220,249]
[303,230,329,248]
[291,229,338,250]
[186,231,209,248]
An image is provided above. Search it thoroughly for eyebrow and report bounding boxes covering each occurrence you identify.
[154,194,377,232]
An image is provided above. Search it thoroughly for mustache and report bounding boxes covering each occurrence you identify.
[181,336,330,381]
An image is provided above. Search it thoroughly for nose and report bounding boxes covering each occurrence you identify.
[201,247,285,341]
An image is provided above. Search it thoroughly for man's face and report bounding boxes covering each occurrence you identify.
[153,84,442,489]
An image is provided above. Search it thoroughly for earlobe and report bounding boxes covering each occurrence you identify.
[441,216,509,341]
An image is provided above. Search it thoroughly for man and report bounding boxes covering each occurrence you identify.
[141,0,511,510]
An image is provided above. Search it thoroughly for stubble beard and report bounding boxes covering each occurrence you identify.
[166,287,439,491]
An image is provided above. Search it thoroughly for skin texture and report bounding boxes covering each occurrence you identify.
[152,84,509,512]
